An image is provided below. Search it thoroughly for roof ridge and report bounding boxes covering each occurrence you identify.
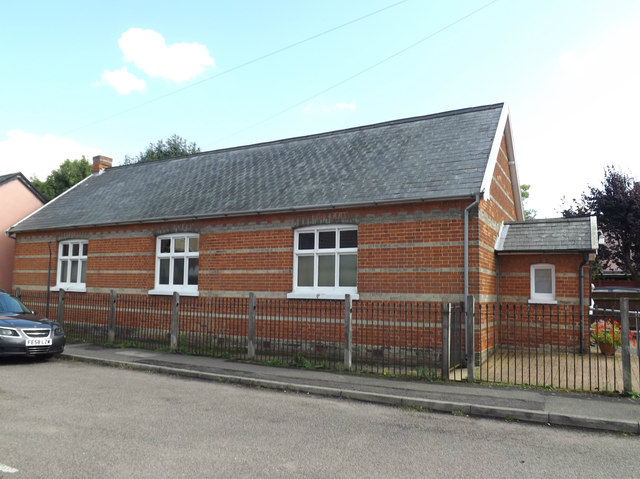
[199,102,506,156]
[505,216,591,225]
[109,102,505,171]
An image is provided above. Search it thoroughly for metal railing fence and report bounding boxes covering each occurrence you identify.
[13,288,639,393]
[475,303,639,393]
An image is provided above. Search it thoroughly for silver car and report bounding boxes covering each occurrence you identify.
[0,292,65,358]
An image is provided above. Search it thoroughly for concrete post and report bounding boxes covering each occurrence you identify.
[57,289,65,326]
[170,292,180,351]
[344,294,352,370]
[441,302,450,381]
[247,293,256,359]
[15,287,21,301]
[620,298,632,395]
[466,295,475,382]
[107,290,116,343]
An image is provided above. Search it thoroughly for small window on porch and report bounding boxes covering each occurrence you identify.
[529,263,556,304]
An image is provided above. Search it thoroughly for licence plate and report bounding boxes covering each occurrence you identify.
[26,338,52,346]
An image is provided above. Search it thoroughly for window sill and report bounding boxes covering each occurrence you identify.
[287,291,359,300]
[51,285,86,293]
[528,298,557,305]
[148,288,199,297]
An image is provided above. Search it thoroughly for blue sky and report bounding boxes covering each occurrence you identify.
[1,0,639,217]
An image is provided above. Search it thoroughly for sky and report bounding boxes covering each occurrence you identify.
[1,0,639,218]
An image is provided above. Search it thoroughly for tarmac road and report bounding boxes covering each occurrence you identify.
[1,357,639,478]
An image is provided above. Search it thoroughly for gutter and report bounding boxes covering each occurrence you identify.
[8,193,479,235]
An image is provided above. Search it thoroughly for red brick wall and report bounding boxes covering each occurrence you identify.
[477,134,518,301]
[498,253,590,305]
[13,200,476,302]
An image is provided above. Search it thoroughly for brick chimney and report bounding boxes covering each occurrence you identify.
[92,155,113,173]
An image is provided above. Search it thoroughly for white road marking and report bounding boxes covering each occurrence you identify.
[0,462,18,473]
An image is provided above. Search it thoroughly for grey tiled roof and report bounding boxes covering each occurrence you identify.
[495,217,598,253]
[10,103,505,233]
[0,172,26,188]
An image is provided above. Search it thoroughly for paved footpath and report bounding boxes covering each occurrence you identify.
[62,343,640,435]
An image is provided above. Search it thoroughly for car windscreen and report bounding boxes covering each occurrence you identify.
[0,295,31,314]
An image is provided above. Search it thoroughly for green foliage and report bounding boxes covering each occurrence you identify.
[292,353,312,369]
[520,184,537,220]
[124,134,200,164]
[417,368,440,381]
[31,157,92,201]
[562,165,640,281]
[263,359,285,367]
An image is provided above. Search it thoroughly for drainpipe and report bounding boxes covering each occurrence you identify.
[464,193,480,379]
[464,193,481,300]
[579,252,589,354]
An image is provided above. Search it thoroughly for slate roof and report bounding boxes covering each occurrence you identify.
[495,217,598,253]
[10,103,506,233]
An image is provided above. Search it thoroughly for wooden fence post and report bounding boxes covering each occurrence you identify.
[620,298,632,394]
[344,294,352,371]
[466,295,475,382]
[57,289,65,326]
[108,290,116,344]
[441,302,450,381]
[247,293,256,360]
[170,292,180,351]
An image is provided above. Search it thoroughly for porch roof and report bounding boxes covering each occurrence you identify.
[494,216,598,253]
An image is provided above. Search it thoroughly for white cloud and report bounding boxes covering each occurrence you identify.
[100,67,147,94]
[0,130,102,180]
[303,101,357,113]
[516,14,640,218]
[118,28,215,82]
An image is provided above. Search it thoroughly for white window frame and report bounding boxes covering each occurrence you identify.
[55,239,88,292]
[149,233,199,296]
[287,225,358,300]
[529,263,556,304]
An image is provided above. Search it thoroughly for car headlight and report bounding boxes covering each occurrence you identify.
[0,328,19,337]
[53,326,64,336]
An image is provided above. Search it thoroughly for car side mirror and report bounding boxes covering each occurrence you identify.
[31,310,37,315]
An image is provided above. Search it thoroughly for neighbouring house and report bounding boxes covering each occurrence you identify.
[0,173,46,292]
[6,103,599,360]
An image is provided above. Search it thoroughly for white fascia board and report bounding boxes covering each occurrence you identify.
[590,215,599,251]
[8,174,94,233]
[479,104,524,221]
[494,222,508,251]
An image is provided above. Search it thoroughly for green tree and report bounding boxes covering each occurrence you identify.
[124,134,200,164]
[520,184,537,220]
[562,165,640,281]
[31,157,92,201]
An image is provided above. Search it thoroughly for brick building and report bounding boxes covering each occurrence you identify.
[7,103,597,314]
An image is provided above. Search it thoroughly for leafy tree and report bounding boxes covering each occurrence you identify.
[31,157,92,201]
[124,134,200,164]
[562,165,640,281]
[520,184,537,220]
